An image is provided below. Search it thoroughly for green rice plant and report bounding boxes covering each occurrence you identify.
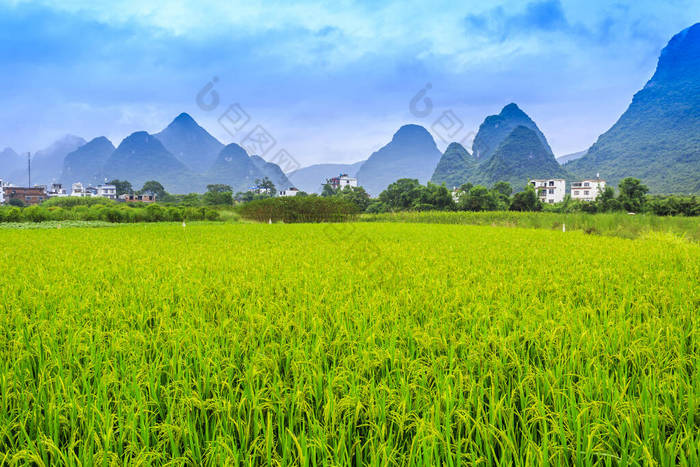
[360,210,700,242]
[0,223,697,465]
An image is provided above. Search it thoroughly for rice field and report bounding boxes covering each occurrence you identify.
[0,222,698,465]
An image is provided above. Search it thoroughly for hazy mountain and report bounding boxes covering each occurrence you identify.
[356,124,442,196]
[0,147,23,180]
[24,135,86,185]
[287,161,365,193]
[61,136,115,185]
[476,126,568,188]
[103,131,196,192]
[557,151,586,165]
[430,143,478,188]
[250,155,293,190]
[567,23,700,193]
[207,143,263,192]
[154,113,224,170]
[472,103,553,160]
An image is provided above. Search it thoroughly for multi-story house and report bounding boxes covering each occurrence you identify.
[571,179,606,201]
[529,179,566,204]
[327,174,358,190]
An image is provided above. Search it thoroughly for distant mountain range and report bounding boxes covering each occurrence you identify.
[62,136,115,185]
[557,151,586,165]
[566,23,700,193]
[432,104,566,189]
[1,24,697,195]
[472,103,553,160]
[154,113,224,170]
[1,114,292,194]
[357,124,443,196]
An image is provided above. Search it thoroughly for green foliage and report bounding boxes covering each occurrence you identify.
[41,196,114,208]
[336,186,371,211]
[492,181,513,197]
[320,183,337,197]
[108,179,133,196]
[255,177,277,197]
[238,196,358,223]
[0,203,219,223]
[509,185,542,212]
[202,186,233,206]
[371,180,456,213]
[7,197,25,207]
[206,184,233,193]
[457,185,500,211]
[618,177,649,212]
[139,180,167,199]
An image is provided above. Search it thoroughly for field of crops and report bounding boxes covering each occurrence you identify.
[360,210,700,242]
[0,222,698,465]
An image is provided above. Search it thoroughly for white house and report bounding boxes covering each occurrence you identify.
[571,179,606,201]
[327,174,358,190]
[71,182,87,197]
[0,179,5,204]
[279,187,299,197]
[529,179,566,203]
[248,186,271,195]
[97,184,117,199]
[47,183,67,197]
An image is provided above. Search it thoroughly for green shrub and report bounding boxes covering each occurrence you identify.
[238,197,358,223]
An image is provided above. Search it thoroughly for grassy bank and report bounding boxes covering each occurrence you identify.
[360,210,700,241]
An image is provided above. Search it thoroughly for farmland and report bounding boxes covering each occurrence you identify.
[0,222,698,465]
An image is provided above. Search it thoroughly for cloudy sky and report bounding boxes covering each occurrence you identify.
[1,0,698,166]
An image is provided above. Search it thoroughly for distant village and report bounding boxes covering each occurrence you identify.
[0,169,606,207]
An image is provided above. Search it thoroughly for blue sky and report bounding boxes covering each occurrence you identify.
[1,0,698,166]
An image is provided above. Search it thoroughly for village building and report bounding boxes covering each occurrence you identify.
[327,174,358,190]
[0,179,9,204]
[571,178,606,201]
[47,183,67,197]
[529,179,566,203]
[97,184,117,199]
[3,186,47,205]
[118,193,156,203]
[279,187,299,197]
[248,186,271,195]
[70,182,88,197]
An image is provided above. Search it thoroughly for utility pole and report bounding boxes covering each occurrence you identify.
[27,152,31,187]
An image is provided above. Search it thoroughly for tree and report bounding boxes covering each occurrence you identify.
[255,177,277,197]
[206,184,233,193]
[337,186,371,211]
[108,179,133,196]
[459,182,473,193]
[492,181,513,197]
[321,183,337,197]
[458,185,498,211]
[203,190,233,206]
[419,183,455,210]
[595,186,621,212]
[509,185,542,212]
[139,181,167,200]
[618,178,648,213]
[180,193,202,206]
[8,197,25,207]
[378,179,424,210]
